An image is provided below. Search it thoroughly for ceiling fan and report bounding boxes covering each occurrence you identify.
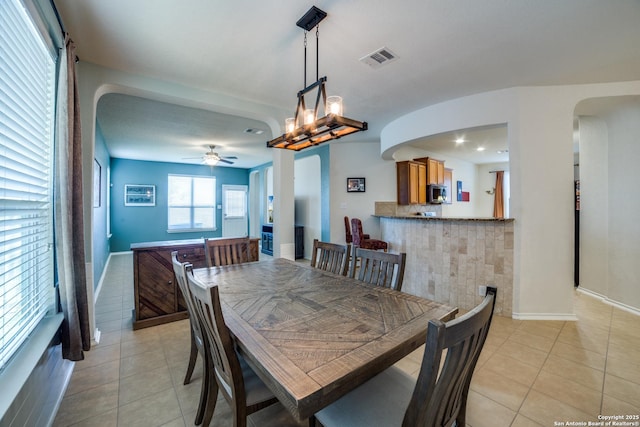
[185,145,238,165]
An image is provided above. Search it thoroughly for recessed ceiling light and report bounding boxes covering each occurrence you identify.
[477,147,485,152]
[455,138,465,144]
[497,149,509,154]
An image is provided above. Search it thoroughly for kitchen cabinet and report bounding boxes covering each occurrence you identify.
[415,157,445,185]
[131,238,259,329]
[396,160,426,205]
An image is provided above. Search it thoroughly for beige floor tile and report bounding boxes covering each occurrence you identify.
[54,381,119,426]
[550,340,606,371]
[120,326,161,344]
[120,348,168,378]
[557,322,610,354]
[65,359,120,396]
[393,353,422,376]
[498,339,549,369]
[64,407,118,427]
[604,374,640,408]
[470,368,530,411]
[519,390,598,426]
[510,414,544,427]
[98,330,123,347]
[465,390,517,427]
[507,329,555,353]
[542,354,604,391]
[518,321,563,340]
[607,341,640,368]
[606,353,640,386]
[74,343,121,372]
[532,370,602,416]
[483,353,541,387]
[118,365,175,406]
[120,335,164,359]
[117,388,182,427]
[601,393,640,415]
[475,342,499,369]
[609,329,640,352]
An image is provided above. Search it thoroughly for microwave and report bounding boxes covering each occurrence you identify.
[428,185,447,204]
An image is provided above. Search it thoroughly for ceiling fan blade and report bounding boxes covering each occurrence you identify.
[182,156,204,159]
[222,156,238,160]
[219,159,235,164]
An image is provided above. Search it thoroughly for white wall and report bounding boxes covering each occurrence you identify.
[329,141,396,244]
[577,116,609,296]
[294,155,321,259]
[607,104,640,310]
[380,81,640,318]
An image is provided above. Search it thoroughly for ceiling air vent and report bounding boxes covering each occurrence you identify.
[244,128,264,135]
[359,47,398,69]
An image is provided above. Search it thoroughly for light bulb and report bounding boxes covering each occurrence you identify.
[326,96,343,116]
[304,109,315,125]
[285,117,295,133]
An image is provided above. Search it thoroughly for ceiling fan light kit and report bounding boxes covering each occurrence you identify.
[267,5,367,151]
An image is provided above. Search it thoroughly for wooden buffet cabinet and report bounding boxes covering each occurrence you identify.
[130,237,259,329]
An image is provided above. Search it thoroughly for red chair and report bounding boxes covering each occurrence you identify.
[344,216,368,244]
[351,218,388,251]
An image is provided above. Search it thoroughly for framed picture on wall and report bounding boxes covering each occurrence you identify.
[124,184,156,206]
[347,177,365,193]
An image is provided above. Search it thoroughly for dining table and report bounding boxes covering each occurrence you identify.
[193,257,458,421]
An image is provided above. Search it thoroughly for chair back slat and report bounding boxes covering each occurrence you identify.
[350,247,406,291]
[403,288,497,427]
[171,252,205,352]
[310,239,351,276]
[185,265,246,407]
[205,237,250,268]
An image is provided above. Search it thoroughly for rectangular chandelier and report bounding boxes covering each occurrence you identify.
[266,6,368,151]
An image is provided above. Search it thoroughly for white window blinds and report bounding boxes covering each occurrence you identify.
[0,0,56,371]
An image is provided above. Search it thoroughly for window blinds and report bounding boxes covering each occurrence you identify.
[0,0,56,371]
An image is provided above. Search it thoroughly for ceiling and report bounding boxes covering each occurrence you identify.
[55,0,640,168]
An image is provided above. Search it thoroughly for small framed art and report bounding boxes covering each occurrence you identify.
[124,184,156,206]
[347,177,365,193]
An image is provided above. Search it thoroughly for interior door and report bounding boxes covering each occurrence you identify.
[222,185,248,237]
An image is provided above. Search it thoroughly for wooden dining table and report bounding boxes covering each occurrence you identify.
[193,257,457,421]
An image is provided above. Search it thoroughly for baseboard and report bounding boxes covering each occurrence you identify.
[511,312,579,321]
[577,287,640,316]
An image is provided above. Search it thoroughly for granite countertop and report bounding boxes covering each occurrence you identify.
[375,214,514,222]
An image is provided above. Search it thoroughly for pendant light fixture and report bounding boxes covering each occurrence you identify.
[267,6,368,151]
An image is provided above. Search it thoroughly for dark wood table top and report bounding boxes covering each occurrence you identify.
[193,258,457,420]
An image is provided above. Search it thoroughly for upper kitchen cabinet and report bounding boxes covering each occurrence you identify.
[415,157,445,185]
[396,160,426,205]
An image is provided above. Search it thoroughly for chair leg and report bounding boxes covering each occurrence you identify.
[308,415,317,427]
[194,351,208,425]
[184,329,198,385]
[201,351,219,427]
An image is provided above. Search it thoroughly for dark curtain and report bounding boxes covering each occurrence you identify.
[55,34,91,360]
[493,171,504,219]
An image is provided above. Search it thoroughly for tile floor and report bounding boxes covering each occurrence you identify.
[54,253,640,427]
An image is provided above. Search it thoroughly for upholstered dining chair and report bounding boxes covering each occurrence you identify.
[310,239,351,276]
[204,237,250,268]
[310,287,497,427]
[349,247,406,291]
[185,266,282,427]
[171,252,209,425]
[351,218,388,251]
[344,216,368,244]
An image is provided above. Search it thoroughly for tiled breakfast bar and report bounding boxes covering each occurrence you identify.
[376,212,514,317]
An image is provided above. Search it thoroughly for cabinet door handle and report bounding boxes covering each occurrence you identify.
[168,280,172,285]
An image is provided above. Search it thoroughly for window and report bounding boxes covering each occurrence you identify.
[168,175,216,231]
[0,0,56,370]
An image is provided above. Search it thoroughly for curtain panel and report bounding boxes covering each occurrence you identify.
[493,170,505,219]
[54,34,91,360]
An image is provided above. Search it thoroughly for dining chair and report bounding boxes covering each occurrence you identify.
[351,217,388,251]
[204,237,250,268]
[349,247,406,291]
[310,239,351,276]
[185,265,281,427]
[311,287,497,427]
[170,252,210,425]
[344,216,368,244]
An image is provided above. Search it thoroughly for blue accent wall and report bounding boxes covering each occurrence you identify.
[110,159,250,252]
[92,122,110,289]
